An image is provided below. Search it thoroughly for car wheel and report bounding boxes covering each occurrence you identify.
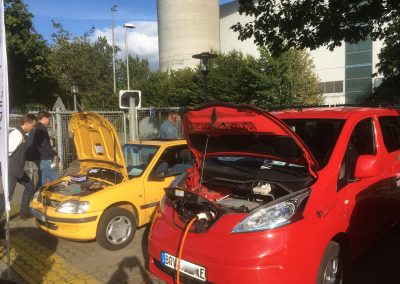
[317,241,343,284]
[96,207,136,251]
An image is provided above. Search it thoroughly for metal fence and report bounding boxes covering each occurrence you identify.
[9,107,183,182]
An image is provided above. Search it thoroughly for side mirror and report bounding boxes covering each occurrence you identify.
[354,155,378,178]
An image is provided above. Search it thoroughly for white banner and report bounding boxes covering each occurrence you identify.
[0,0,10,212]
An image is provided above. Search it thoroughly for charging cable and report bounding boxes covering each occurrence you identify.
[176,217,197,284]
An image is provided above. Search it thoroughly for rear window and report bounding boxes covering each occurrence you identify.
[378,116,400,152]
[282,119,345,168]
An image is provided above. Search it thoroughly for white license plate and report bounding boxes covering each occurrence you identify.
[31,209,46,222]
[161,251,206,282]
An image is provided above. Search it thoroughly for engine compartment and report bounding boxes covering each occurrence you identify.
[46,175,110,197]
[166,156,314,231]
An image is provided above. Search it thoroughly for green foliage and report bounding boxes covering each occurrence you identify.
[368,18,400,103]
[5,0,57,109]
[49,23,118,110]
[233,0,398,56]
[233,0,400,103]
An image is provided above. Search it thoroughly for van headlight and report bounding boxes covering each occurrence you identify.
[232,190,310,233]
[56,200,90,214]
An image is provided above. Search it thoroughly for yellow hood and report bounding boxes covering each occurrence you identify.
[70,112,128,180]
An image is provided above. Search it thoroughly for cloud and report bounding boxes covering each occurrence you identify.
[92,21,159,69]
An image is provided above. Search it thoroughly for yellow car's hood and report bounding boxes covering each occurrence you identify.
[70,112,128,180]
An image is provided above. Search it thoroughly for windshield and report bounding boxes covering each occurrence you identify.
[282,119,345,168]
[123,144,159,177]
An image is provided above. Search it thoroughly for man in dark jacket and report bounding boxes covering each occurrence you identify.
[28,111,59,191]
[0,114,37,219]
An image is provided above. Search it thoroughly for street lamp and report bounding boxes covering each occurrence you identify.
[192,52,218,102]
[124,23,135,91]
[111,5,117,94]
[71,83,78,112]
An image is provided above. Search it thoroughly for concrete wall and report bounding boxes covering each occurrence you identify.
[157,0,220,71]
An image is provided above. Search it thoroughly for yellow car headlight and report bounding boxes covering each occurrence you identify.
[56,200,90,214]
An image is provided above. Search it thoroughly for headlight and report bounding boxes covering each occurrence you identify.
[33,191,41,202]
[56,200,90,214]
[232,190,310,233]
[160,196,168,213]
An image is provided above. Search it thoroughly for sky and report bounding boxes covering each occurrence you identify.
[24,0,234,69]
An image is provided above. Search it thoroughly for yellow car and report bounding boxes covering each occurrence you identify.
[30,112,189,250]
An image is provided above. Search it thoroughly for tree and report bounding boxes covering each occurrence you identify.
[233,0,398,56]
[50,24,118,110]
[232,0,400,102]
[247,48,322,108]
[368,19,400,103]
[5,0,57,110]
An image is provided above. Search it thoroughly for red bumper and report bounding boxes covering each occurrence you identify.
[148,209,318,284]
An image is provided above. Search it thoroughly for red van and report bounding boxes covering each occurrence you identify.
[148,103,400,283]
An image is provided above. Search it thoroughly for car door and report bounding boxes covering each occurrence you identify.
[143,144,191,222]
[336,117,386,255]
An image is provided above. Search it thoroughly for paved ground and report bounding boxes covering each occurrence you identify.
[1,181,400,283]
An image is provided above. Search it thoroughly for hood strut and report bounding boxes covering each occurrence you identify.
[198,135,210,193]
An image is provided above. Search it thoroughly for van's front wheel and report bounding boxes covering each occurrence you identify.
[96,207,136,251]
[317,241,343,284]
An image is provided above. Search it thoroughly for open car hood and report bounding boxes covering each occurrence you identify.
[70,112,128,180]
[181,103,318,177]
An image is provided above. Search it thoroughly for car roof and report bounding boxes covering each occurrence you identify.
[272,106,400,120]
[125,139,187,146]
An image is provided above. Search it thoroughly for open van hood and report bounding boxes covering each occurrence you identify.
[181,103,318,177]
[70,112,128,180]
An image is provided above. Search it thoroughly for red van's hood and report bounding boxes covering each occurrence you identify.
[181,103,318,177]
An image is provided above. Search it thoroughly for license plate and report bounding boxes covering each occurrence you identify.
[31,209,46,222]
[161,251,206,282]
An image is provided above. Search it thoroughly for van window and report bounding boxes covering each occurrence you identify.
[338,118,376,190]
[378,116,400,152]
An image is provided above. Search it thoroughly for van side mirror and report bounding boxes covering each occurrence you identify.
[354,155,378,178]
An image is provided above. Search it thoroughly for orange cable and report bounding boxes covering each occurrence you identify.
[176,217,197,284]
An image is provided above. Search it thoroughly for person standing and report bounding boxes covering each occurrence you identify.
[0,114,37,219]
[28,111,59,191]
[160,111,178,139]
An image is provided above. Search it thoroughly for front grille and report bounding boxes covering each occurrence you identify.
[37,219,58,230]
[42,197,61,207]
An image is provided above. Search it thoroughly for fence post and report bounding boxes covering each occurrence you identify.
[56,108,64,171]
[123,113,127,144]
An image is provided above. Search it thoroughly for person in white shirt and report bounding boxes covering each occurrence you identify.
[0,114,37,220]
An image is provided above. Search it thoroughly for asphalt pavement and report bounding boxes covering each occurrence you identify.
[0,181,400,284]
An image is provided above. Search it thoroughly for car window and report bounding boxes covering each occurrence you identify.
[337,118,376,190]
[282,119,345,168]
[378,116,400,153]
[123,144,159,178]
[149,145,192,179]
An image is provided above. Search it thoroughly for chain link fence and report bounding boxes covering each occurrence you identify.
[9,107,183,183]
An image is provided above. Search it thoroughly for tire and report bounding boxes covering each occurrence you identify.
[316,241,344,284]
[96,207,136,251]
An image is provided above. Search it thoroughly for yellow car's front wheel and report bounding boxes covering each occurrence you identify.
[96,207,136,250]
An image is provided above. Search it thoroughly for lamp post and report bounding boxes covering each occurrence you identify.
[71,83,78,112]
[124,23,135,91]
[192,52,218,102]
[111,5,117,94]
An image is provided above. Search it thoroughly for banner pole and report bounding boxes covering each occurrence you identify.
[5,211,10,279]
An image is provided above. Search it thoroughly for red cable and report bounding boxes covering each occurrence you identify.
[176,217,197,284]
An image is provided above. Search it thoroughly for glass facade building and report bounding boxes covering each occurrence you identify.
[345,39,373,103]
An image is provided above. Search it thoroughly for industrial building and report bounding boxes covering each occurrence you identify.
[157,0,384,104]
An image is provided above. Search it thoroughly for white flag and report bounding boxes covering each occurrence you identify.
[0,0,10,212]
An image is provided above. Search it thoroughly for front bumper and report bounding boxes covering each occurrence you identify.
[148,209,316,284]
[30,205,100,241]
